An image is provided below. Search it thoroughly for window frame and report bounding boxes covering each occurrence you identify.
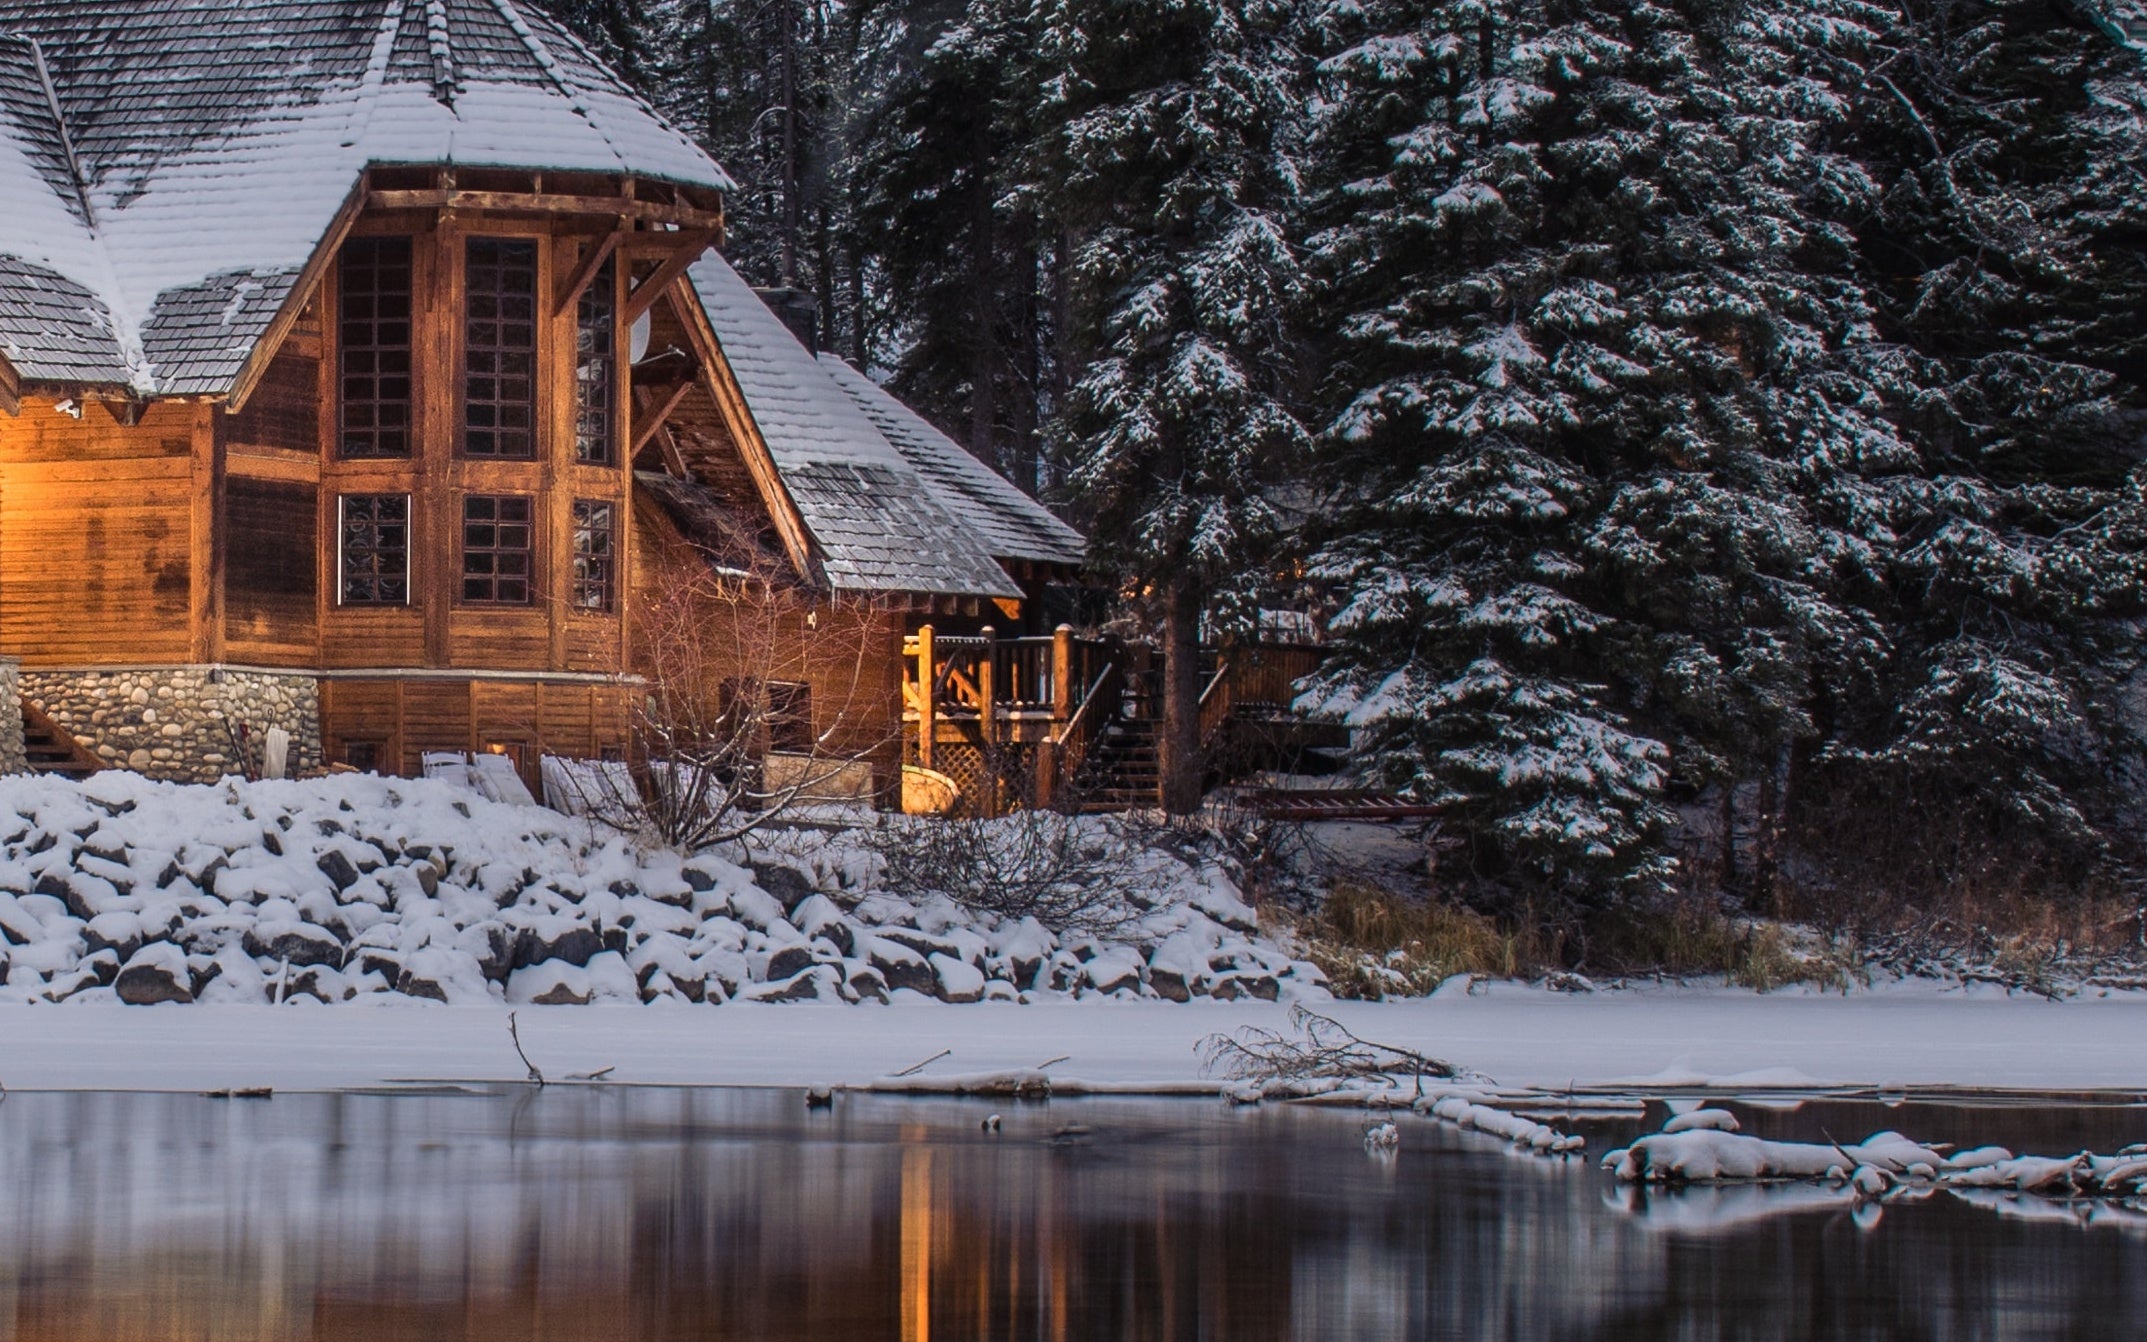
[765,680,814,756]
[573,256,619,466]
[336,236,415,460]
[336,493,413,607]
[460,492,537,606]
[460,236,540,461]
[570,498,617,613]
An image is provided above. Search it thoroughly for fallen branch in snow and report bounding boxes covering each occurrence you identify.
[507,1012,545,1086]
[891,1048,952,1078]
[1199,1006,1464,1094]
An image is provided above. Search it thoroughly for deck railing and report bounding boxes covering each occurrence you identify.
[902,625,1325,813]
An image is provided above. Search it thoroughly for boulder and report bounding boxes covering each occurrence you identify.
[115,944,194,1005]
[763,943,815,983]
[82,911,144,963]
[861,934,937,997]
[1147,965,1193,1003]
[1083,948,1144,996]
[514,923,602,969]
[748,863,816,913]
[316,849,360,892]
[931,953,986,1005]
[845,962,889,1004]
[243,921,345,968]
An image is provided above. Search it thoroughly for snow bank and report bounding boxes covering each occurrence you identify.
[0,773,1323,1010]
[1605,1107,2147,1203]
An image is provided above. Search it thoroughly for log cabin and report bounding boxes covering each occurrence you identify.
[0,0,1089,809]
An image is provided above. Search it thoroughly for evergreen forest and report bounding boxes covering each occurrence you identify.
[545,0,2147,936]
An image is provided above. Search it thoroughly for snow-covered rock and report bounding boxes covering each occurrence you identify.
[0,773,1321,1009]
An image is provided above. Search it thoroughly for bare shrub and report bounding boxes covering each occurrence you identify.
[1200,1005,1464,1090]
[867,810,1176,935]
[575,519,899,851]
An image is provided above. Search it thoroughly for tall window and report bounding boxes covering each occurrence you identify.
[462,494,533,603]
[571,499,615,611]
[464,238,537,458]
[767,681,813,754]
[574,271,616,465]
[339,494,410,605]
[338,238,412,458]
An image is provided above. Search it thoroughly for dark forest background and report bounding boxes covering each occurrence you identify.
[547,0,2147,941]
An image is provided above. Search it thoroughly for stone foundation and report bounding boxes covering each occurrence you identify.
[21,667,323,782]
[0,657,23,775]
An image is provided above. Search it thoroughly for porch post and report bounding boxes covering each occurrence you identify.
[916,624,935,771]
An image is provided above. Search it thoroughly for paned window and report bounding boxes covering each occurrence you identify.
[338,238,412,458]
[574,270,616,465]
[767,681,814,754]
[462,494,534,603]
[463,238,537,458]
[339,494,410,605]
[571,499,615,611]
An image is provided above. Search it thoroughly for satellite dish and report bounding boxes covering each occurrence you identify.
[630,311,652,364]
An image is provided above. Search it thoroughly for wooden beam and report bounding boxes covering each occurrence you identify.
[663,281,821,581]
[0,350,18,416]
[632,379,698,457]
[227,174,368,413]
[653,423,691,479]
[624,231,719,326]
[554,230,621,319]
[367,189,722,232]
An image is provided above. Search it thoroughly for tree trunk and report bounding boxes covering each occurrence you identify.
[1160,579,1204,815]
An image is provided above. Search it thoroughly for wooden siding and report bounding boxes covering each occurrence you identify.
[225,476,318,657]
[0,400,201,666]
[319,675,632,787]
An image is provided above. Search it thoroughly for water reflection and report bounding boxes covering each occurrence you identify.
[0,1089,2139,1339]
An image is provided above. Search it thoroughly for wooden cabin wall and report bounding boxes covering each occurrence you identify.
[0,399,203,666]
[629,502,904,797]
[319,676,631,786]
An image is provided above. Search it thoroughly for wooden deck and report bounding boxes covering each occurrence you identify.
[901,626,1324,816]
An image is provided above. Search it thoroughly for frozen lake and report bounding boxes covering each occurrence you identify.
[0,1087,2142,1338]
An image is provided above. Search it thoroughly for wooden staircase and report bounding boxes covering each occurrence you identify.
[1076,719,1161,811]
[20,699,98,779]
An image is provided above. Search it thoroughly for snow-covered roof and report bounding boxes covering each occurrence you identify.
[0,0,729,397]
[688,251,1041,601]
[816,355,1086,571]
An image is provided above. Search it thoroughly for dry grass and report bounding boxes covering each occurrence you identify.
[1284,881,1864,998]
[1284,880,1553,1000]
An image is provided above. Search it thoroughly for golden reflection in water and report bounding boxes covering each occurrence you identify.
[0,1090,2136,1340]
[901,1131,931,1342]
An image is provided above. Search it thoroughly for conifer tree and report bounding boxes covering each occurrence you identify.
[1032,0,1309,812]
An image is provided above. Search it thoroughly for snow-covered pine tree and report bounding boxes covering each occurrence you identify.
[1300,0,1913,909]
[1033,0,1310,813]
[852,0,1060,491]
[1786,0,2147,900]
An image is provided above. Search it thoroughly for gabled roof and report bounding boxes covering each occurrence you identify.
[816,355,1085,571]
[0,0,727,396]
[688,251,1032,601]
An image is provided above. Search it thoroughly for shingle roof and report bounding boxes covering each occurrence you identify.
[815,354,1085,571]
[688,251,1028,601]
[0,0,729,396]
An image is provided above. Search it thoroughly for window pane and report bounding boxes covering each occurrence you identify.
[339,239,413,458]
[574,264,616,465]
[572,499,614,611]
[462,494,535,603]
[339,494,410,604]
[464,239,538,459]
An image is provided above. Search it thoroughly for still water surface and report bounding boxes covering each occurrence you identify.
[0,1086,2140,1339]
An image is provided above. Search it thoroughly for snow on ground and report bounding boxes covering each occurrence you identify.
[0,772,2139,1096]
[0,983,2142,1094]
